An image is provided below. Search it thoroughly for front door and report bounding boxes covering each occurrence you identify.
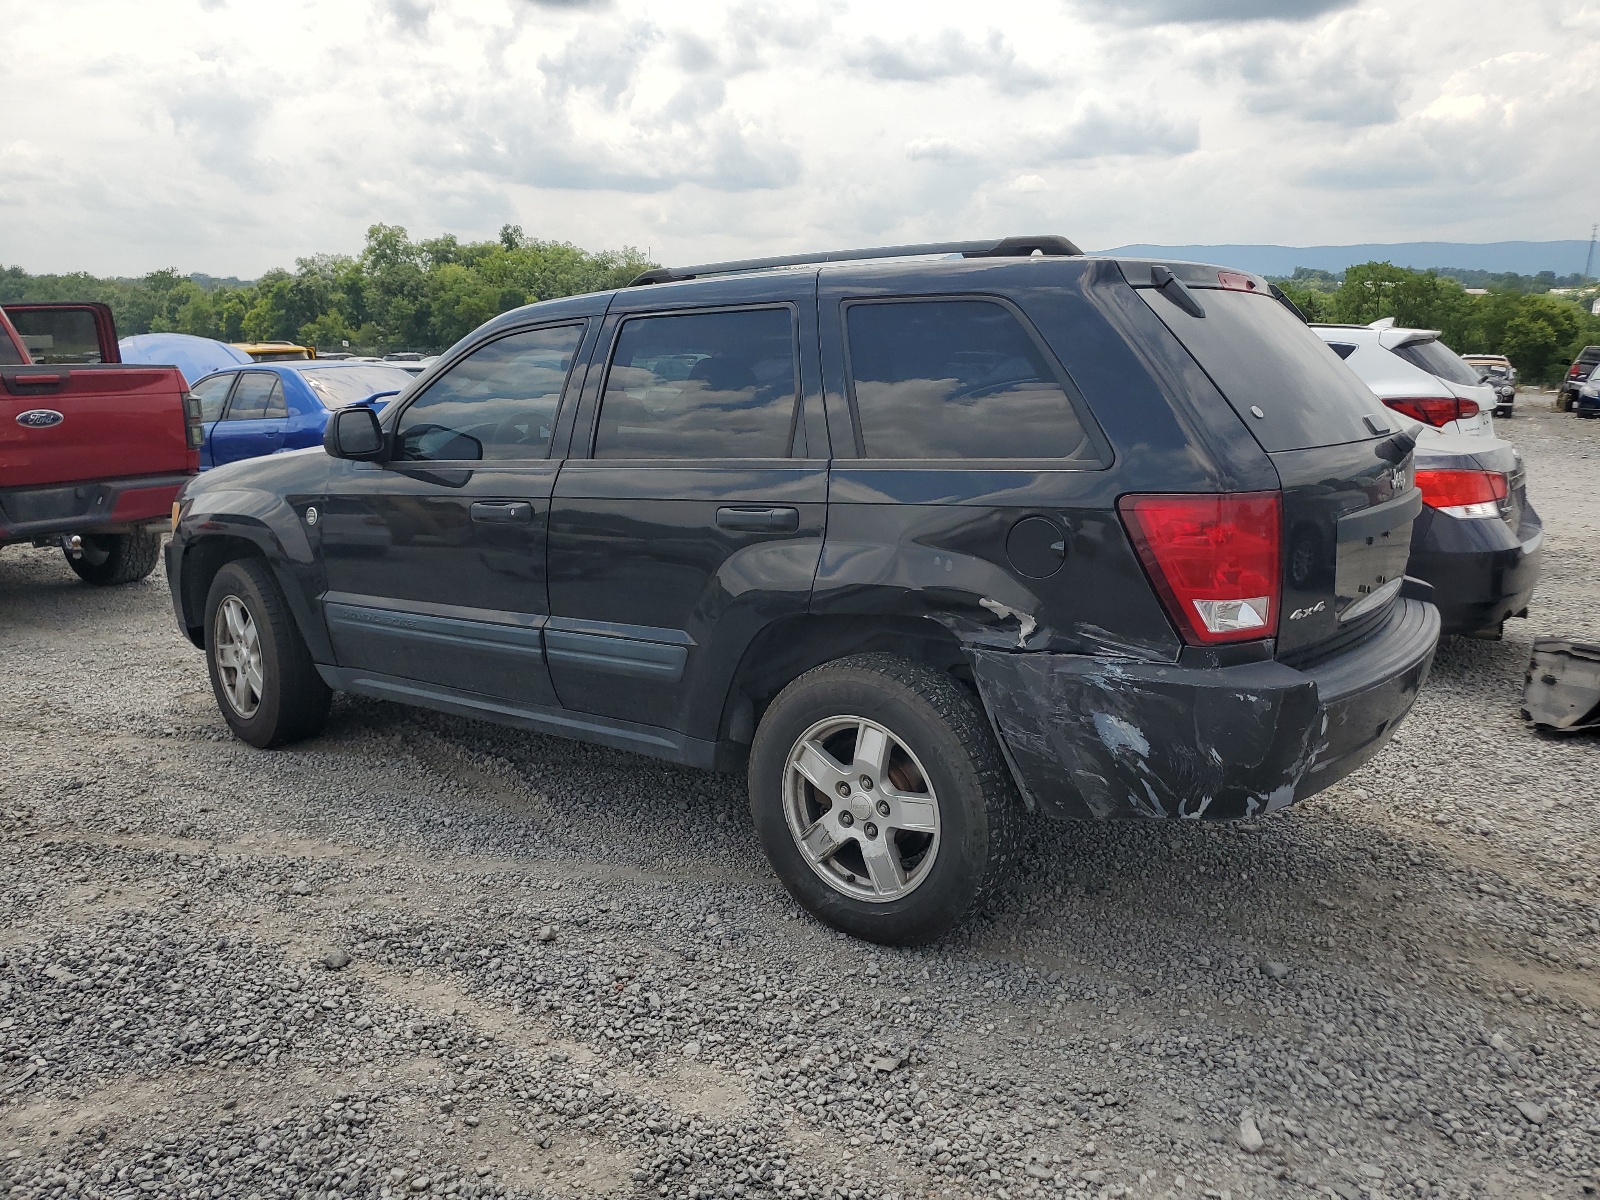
[547,279,828,739]
[316,321,590,708]
[210,371,288,467]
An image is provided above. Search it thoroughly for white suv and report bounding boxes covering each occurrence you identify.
[1312,320,1495,440]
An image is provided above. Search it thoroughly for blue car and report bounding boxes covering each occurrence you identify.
[188,361,420,469]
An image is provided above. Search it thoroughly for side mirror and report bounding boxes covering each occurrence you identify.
[324,406,385,461]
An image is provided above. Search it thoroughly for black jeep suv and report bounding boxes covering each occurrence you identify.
[166,236,1440,944]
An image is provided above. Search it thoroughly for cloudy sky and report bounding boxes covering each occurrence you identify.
[3,0,1597,277]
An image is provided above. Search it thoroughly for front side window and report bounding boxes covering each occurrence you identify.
[191,374,235,422]
[844,300,1092,460]
[594,308,797,459]
[395,325,583,462]
[224,373,286,421]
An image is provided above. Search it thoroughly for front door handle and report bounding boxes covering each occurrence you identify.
[471,501,534,524]
[716,506,799,532]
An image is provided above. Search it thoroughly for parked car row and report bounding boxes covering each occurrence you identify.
[2,244,1552,944]
[1310,319,1541,638]
[1558,345,1600,412]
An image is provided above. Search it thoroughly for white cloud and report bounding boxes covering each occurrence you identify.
[0,0,1591,277]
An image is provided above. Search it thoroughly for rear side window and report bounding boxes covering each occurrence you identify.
[1138,288,1380,452]
[1327,342,1358,360]
[191,374,234,422]
[396,324,583,462]
[595,308,797,459]
[1389,338,1481,387]
[224,373,286,421]
[5,308,103,363]
[843,299,1092,460]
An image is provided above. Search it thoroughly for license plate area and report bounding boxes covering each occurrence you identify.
[1335,488,1421,623]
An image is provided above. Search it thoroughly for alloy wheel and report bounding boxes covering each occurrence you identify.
[213,595,264,719]
[782,715,941,903]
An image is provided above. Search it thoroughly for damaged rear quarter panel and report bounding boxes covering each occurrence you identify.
[970,648,1319,821]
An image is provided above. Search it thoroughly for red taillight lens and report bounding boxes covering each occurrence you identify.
[1415,469,1507,517]
[1382,396,1479,426]
[1118,492,1282,645]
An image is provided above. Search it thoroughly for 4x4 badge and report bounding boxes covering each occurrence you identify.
[1288,600,1326,620]
[16,409,64,428]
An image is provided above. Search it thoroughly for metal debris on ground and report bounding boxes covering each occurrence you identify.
[1522,638,1600,731]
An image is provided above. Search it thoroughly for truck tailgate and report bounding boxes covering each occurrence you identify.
[1,364,192,489]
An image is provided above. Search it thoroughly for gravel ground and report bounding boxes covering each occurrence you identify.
[2,400,1598,1200]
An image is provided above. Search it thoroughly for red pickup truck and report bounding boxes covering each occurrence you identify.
[1,303,202,584]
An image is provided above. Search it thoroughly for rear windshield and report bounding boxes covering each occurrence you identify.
[299,365,415,408]
[1136,286,1381,452]
[1390,337,1481,386]
[5,307,104,363]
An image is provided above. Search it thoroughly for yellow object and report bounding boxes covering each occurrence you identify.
[171,501,182,533]
[232,341,315,362]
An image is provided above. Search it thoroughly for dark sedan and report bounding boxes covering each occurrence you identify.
[1407,433,1541,637]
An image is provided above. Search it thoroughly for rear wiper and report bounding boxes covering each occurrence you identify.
[1149,265,1205,318]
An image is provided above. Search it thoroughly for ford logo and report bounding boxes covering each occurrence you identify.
[16,409,64,429]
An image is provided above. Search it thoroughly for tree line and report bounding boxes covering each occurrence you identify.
[1274,262,1600,383]
[0,224,655,355]
[4,233,1597,383]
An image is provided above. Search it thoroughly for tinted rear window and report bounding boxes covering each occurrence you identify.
[1390,338,1480,387]
[1135,286,1381,452]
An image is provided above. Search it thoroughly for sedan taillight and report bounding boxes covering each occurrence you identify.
[1415,469,1507,519]
[1382,396,1479,427]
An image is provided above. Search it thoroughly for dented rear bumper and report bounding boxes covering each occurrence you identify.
[972,598,1440,821]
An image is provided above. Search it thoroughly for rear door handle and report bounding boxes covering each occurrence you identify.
[716,506,799,532]
[471,501,534,524]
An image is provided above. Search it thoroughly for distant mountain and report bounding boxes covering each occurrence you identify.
[1096,241,1595,278]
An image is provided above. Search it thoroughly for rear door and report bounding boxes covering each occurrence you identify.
[546,278,827,737]
[0,364,190,489]
[1128,265,1420,660]
[210,371,288,466]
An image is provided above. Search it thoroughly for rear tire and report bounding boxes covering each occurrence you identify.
[65,531,161,586]
[748,654,1021,945]
[204,559,331,748]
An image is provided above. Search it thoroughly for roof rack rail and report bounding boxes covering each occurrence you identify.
[628,234,1082,286]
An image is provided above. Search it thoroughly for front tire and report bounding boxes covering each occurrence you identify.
[748,654,1021,945]
[204,559,331,748]
[65,531,161,586]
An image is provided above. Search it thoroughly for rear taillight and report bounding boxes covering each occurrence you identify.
[1118,492,1282,644]
[1415,469,1507,519]
[1382,396,1479,427]
[182,392,206,449]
